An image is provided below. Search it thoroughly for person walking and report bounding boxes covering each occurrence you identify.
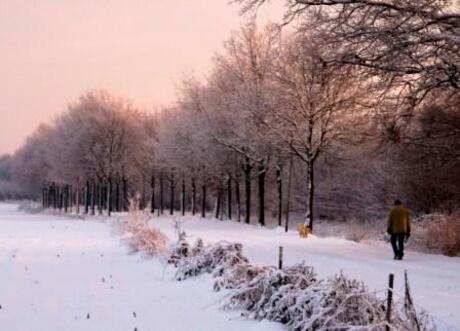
[387,200,411,260]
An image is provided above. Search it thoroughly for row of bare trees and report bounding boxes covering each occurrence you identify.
[2,0,459,228]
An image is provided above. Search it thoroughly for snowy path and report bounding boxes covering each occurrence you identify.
[0,203,281,331]
[153,215,460,331]
[1,203,459,331]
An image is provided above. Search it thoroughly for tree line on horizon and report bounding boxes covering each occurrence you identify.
[1,0,459,229]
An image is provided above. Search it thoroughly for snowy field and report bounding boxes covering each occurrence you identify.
[0,203,281,331]
[1,203,459,331]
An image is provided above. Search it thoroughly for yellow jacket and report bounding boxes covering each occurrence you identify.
[387,206,411,235]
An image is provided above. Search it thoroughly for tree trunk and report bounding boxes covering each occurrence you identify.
[285,157,293,233]
[68,185,73,212]
[76,182,80,214]
[140,177,147,210]
[243,159,252,224]
[201,184,206,218]
[235,176,241,222]
[214,185,222,220]
[68,186,72,212]
[55,186,58,210]
[49,185,53,209]
[85,180,90,214]
[257,165,266,227]
[276,165,283,227]
[306,160,315,231]
[47,185,52,209]
[98,182,103,215]
[64,186,68,213]
[170,174,175,215]
[191,178,196,215]
[101,183,106,210]
[42,188,46,209]
[91,181,96,215]
[59,187,63,212]
[107,177,112,217]
[181,178,186,216]
[115,177,120,212]
[150,175,155,214]
[122,176,128,211]
[227,174,232,220]
[160,174,164,215]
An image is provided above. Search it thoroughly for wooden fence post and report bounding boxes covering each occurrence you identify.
[278,246,284,270]
[386,273,395,331]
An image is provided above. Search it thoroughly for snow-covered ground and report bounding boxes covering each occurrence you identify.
[153,215,460,331]
[1,203,459,331]
[0,203,281,331]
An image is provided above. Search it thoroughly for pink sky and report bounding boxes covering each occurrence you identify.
[0,0,282,154]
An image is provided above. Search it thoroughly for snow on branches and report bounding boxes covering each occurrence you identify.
[114,213,434,330]
[115,201,169,257]
[174,239,249,281]
[170,233,435,331]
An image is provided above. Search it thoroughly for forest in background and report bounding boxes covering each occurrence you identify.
[0,0,459,232]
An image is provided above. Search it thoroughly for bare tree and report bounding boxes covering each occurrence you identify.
[236,0,460,107]
[199,22,280,226]
[262,34,367,230]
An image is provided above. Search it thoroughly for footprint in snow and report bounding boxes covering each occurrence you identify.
[86,313,90,319]
[133,312,137,318]
[102,277,105,283]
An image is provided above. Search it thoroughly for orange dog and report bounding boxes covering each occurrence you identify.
[298,224,311,238]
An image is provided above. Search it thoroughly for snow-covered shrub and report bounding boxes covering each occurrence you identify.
[412,213,460,256]
[168,221,190,266]
[166,234,434,330]
[286,274,387,330]
[191,238,204,256]
[313,219,382,243]
[344,223,370,243]
[116,202,168,257]
[224,268,434,331]
[214,263,267,291]
[224,263,316,321]
[175,241,249,281]
[429,213,460,257]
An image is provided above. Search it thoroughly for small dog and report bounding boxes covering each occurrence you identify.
[298,224,311,238]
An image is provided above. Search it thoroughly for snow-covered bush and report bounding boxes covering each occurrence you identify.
[214,263,268,291]
[168,221,191,266]
[313,219,382,243]
[412,213,460,257]
[167,235,434,330]
[286,274,387,330]
[175,241,249,281]
[223,263,316,321]
[224,269,434,331]
[116,202,168,257]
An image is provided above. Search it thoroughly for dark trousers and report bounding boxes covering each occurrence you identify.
[390,234,405,258]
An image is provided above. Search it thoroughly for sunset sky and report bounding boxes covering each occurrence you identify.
[0,0,282,154]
